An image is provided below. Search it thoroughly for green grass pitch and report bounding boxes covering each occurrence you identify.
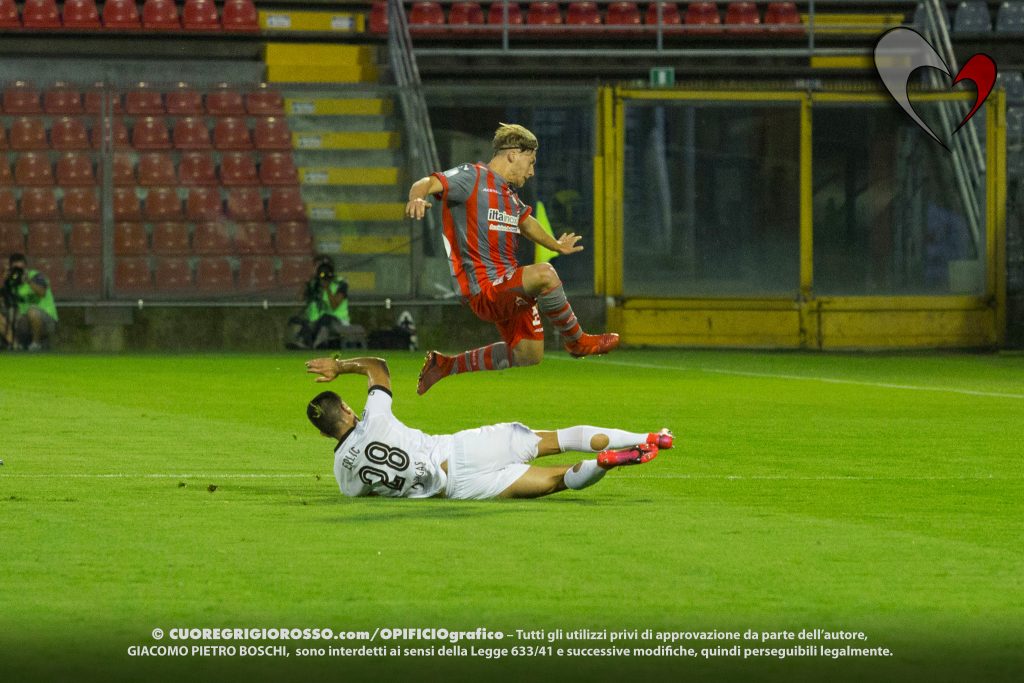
[1,350,1022,682]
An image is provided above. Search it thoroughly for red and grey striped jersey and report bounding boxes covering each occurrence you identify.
[432,163,533,298]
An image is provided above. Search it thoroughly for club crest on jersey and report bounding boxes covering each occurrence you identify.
[487,208,520,233]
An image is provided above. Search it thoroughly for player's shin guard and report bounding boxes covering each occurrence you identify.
[452,342,511,374]
[556,426,650,453]
[537,284,583,344]
[562,460,606,490]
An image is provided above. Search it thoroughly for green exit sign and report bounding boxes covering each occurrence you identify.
[649,67,675,88]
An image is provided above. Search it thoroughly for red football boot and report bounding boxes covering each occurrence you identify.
[596,443,658,469]
[565,332,620,358]
[417,351,454,395]
[647,429,674,449]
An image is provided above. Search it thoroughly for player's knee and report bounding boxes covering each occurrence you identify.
[536,262,560,289]
[512,345,543,367]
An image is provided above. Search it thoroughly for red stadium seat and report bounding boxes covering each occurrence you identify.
[487,1,523,25]
[3,83,42,114]
[566,2,601,25]
[191,223,232,254]
[20,189,59,221]
[102,0,141,28]
[220,152,259,186]
[274,221,312,254]
[71,256,101,295]
[227,187,265,221]
[166,86,203,115]
[153,256,192,291]
[137,153,176,186]
[111,153,136,185]
[278,256,311,286]
[56,153,96,186]
[0,190,18,220]
[25,222,65,256]
[0,129,6,150]
[234,222,273,254]
[173,116,212,150]
[237,256,276,291]
[84,88,123,114]
[408,1,445,31]
[43,84,84,114]
[685,1,721,32]
[259,152,298,186]
[115,257,152,292]
[31,256,68,294]
[151,222,190,255]
[63,0,101,27]
[725,1,760,32]
[131,117,172,150]
[144,187,183,221]
[10,117,48,150]
[606,1,641,27]
[15,153,54,186]
[62,188,100,221]
[0,0,19,27]
[0,223,25,252]
[764,1,801,32]
[527,2,562,25]
[178,152,217,185]
[114,222,148,254]
[369,0,388,33]
[142,0,180,29]
[646,1,682,26]
[22,0,61,28]
[222,0,258,31]
[267,188,306,223]
[195,257,233,291]
[125,87,165,115]
[113,188,143,221]
[69,222,102,254]
[450,1,485,26]
[253,117,291,150]
[213,117,252,150]
[50,116,91,150]
[186,187,223,222]
[245,88,285,116]
[90,119,130,149]
[0,158,11,185]
[206,88,246,116]
[182,0,220,30]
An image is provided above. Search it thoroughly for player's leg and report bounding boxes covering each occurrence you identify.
[520,263,619,358]
[497,445,659,499]
[533,427,674,457]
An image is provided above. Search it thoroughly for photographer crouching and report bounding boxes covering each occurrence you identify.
[286,256,365,350]
[2,253,58,352]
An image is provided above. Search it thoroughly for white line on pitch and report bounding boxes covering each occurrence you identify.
[628,474,1015,481]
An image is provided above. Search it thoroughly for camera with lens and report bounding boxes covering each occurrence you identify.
[304,261,336,302]
[2,266,23,306]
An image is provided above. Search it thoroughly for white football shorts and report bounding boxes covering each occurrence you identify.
[444,422,541,500]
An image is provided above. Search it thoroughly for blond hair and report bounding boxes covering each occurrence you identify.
[492,123,538,155]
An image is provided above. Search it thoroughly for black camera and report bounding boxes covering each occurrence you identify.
[304,262,335,302]
[4,266,23,289]
[315,261,335,282]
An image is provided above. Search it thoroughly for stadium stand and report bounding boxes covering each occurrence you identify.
[69,222,102,254]
[151,222,191,254]
[102,0,142,28]
[142,0,181,29]
[178,152,218,185]
[953,0,992,33]
[22,0,61,29]
[63,0,102,28]
[997,0,1024,32]
[153,256,193,291]
[56,153,96,186]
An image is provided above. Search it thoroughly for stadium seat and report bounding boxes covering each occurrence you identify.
[131,117,172,150]
[22,0,61,28]
[43,84,84,114]
[997,0,1024,33]
[125,87,165,115]
[245,88,285,116]
[195,257,233,291]
[114,222,148,254]
[487,2,523,25]
[213,117,253,150]
[369,0,388,33]
[62,0,101,27]
[166,86,203,115]
[20,189,59,221]
[113,188,143,221]
[102,0,141,27]
[253,117,292,150]
[953,0,992,33]
[1,223,25,252]
[191,222,232,254]
[0,129,6,150]
[69,222,101,254]
[91,119,131,149]
[25,222,65,256]
[685,2,720,31]
[234,222,273,254]
[449,1,485,26]
[0,158,11,185]
[764,2,801,31]
[186,187,223,222]
[182,0,220,30]
[144,187,183,221]
[0,0,19,28]
[3,82,42,114]
[71,255,101,295]
[259,152,298,186]
[227,187,265,221]
[267,188,306,222]
[206,88,246,116]
[0,190,18,220]
[997,71,1024,102]
[527,2,562,25]
[173,116,213,150]
[56,153,96,186]
[274,221,313,254]
[178,152,218,185]
[151,222,190,254]
[115,257,152,292]
[31,256,68,294]
[137,152,177,186]
[84,88,123,114]
[606,2,642,28]
[725,1,760,32]
[15,153,54,186]
[220,152,259,186]
[50,116,91,150]
[153,256,192,291]
[222,0,258,31]
[408,1,445,31]
[566,2,601,26]
[142,0,180,29]
[61,188,100,221]
[111,153,136,185]
[237,256,276,291]
[278,256,312,286]
[10,117,48,150]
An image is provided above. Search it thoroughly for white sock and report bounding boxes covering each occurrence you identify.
[556,426,648,453]
[563,460,607,490]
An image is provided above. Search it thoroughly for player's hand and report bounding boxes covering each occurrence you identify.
[555,232,584,255]
[305,357,340,383]
[405,197,432,219]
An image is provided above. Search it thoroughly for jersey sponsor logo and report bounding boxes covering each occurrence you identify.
[486,208,520,234]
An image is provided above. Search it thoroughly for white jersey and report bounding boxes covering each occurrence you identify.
[332,386,450,498]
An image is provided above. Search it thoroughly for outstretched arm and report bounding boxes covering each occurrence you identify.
[519,215,584,255]
[405,175,443,219]
[305,356,391,392]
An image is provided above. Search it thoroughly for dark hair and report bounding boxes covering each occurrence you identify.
[8,253,26,266]
[307,391,344,436]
